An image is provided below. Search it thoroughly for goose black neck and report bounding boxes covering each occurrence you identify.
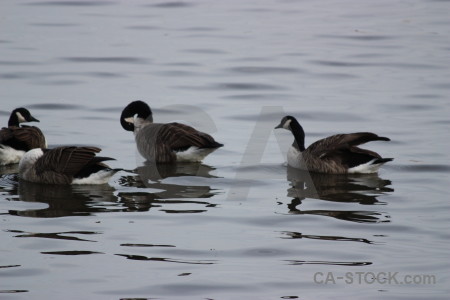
[8,112,19,127]
[290,118,306,151]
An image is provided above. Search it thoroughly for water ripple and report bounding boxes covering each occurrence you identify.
[310,60,439,69]
[126,25,161,31]
[26,1,116,6]
[399,164,450,173]
[0,290,29,294]
[222,93,296,101]
[8,230,100,242]
[0,71,125,80]
[319,34,394,41]
[145,1,194,8]
[0,265,21,269]
[41,251,103,255]
[184,48,227,54]
[61,57,149,64]
[0,60,40,66]
[26,103,85,110]
[226,66,304,75]
[115,254,216,265]
[229,110,365,122]
[280,231,375,244]
[213,82,287,91]
[30,23,78,27]
[120,243,176,248]
[285,260,372,266]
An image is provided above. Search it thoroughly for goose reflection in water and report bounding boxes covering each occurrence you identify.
[285,166,394,223]
[10,179,120,218]
[117,162,220,213]
[0,164,18,175]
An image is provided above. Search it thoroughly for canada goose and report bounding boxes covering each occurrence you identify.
[0,107,46,165]
[19,146,120,184]
[120,101,223,163]
[275,116,393,174]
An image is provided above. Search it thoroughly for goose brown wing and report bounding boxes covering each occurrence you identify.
[35,146,101,176]
[308,132,389,158]
[0,127,14,143]
[157,122,221,151]
[1,126,46,149]
[11,126,46,149]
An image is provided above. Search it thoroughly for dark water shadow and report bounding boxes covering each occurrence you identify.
[115,254,216,265]
[0,165,19,176]
[6,180,121,218]
[6,229,100,242]
[117,162,221,213]
[285,260,372,266]
[280,231,374,244]
[284,167,393,223]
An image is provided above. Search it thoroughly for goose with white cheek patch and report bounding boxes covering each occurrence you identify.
[120,101,223,163]
[0,107,47,165]
[19,146,121,185]
[275,116,393,174]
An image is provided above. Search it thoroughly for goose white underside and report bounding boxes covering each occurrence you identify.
[175,146,218,162]
[347,159,387,174]
[0,145,26,165]
[72,169,118,185]
[287,146,306,169]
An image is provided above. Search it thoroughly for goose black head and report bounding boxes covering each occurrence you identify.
[120,100,153,131]
[275,115,306,151]
[9,107,40,127]
[275,115,296,131]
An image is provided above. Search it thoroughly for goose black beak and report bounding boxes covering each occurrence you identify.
[274,123,282,129]
[30,116,40,122]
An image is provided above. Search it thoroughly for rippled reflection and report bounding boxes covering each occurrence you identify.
[7,229,100,242]
[287,167,393,204]
[8,180,121,218]
[280,231,374,244]
[117,162,220,213]
[285,167,393,223]
[115,254,216,265]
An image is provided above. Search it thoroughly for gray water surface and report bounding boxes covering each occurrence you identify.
[1,0,449,299]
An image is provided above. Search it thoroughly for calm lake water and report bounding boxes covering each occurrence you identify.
[1,0,450,299]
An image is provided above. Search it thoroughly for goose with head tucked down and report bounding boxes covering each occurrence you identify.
[275,116,393,174]
[120,101,223,163]
[19,146,121,185]
[0,107,47,165]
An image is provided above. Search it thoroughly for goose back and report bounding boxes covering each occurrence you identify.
[20,146,115,184]
[0,125,46,151]
[136,122,223,163]
[303,132,391,174]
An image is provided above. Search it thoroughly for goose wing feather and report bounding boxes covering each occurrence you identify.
[157,122,220,151]
[0,126,46,149]
[0,127,14,143]
[35,146,101,176]
[11,126,46,149]
[309,132,389,159]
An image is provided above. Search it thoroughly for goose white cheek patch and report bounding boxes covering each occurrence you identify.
[16,112,27,123]
[283,119,291,129]
[124,117,135,124]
